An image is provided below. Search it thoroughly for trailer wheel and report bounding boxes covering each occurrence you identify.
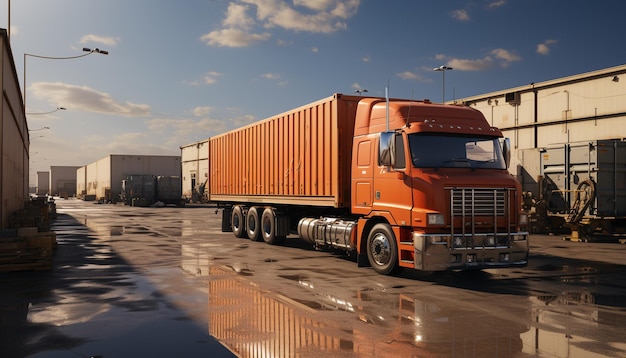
[246,206,263,241]
[261,208,286,245]
[366,223,399,275]
[231,206,247,238]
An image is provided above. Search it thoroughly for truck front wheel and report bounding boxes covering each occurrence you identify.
[366,223,399,275]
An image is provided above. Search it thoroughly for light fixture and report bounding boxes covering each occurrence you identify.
[612,75,619,82]
[354,89,368,95]
[433,65,453,103]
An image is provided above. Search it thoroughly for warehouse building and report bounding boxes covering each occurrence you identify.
[50,166,81,197]
[77,154,181,202]
[0,29,29,228]
[180,140,209,203]
[457,64,626,196]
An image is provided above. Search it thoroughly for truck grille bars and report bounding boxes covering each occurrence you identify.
[447,187,514,249]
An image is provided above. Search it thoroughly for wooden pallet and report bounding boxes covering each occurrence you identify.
[0,230,56,272]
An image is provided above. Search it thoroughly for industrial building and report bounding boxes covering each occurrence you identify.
[0,29,29,228]
[76,154,181,202]
[180,140,209,203]
[457,64,626,195]
[50,166,81,197]
[35,171,50,196]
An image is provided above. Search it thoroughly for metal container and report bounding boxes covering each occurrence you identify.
[122,175,156,206]
[156,176,182,204]
[541,139,626,217]
[208,93,362,208]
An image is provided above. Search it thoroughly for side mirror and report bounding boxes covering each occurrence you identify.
[379,132,395,167]
[502,138,511,169]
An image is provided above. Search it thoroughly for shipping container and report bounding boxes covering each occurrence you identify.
[209,94,360,208]
[121,175,156,206]
[156,176,183,206]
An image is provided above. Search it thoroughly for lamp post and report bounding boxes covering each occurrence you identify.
[26,107,66,116]
[433,65,453,103]
[23,48,108,111]
[354,89,368,96]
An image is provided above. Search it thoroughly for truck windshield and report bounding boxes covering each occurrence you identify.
[408,133,506,169]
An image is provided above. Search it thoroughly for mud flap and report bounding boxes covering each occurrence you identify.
[357,252,370,267]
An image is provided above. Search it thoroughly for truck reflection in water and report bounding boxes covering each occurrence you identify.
[206,265,529,357]
[201,262,626,357]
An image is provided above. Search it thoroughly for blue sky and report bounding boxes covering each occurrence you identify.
[3,0,625,184]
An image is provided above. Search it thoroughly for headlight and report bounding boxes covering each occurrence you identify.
[427,213,445,225]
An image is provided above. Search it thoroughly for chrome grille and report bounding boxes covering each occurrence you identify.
[451,188,506,217]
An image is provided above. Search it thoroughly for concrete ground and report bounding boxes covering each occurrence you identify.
[1,198,625,357]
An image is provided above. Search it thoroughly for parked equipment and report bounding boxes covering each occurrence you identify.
[121,175,184,207]
[208,93,529,274]
[524,139,626,241]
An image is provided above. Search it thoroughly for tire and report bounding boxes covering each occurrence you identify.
[246,206,262,241]
[366,223,399,275]
[231,206,247,238]
[261,207,286,245]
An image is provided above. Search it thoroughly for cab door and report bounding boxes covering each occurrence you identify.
[373,132,413,226]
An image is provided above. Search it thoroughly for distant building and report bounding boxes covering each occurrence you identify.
[77,154,181,202]
[180,140,209,203]
[50,166,81,197]
[36,171,50,196]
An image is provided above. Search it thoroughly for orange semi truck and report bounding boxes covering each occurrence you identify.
[208,93,528,274]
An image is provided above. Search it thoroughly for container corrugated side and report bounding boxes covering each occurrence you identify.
[208,94,361,208]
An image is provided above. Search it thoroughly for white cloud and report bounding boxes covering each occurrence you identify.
[440,48,521,71]
[204,71,223,85]
[200,28,271,47]
[30,82,150,116]
[447,57,494,71]
[223,4,255,29]
[451,9,470,21]
[397,71,430,82]
[398,71,419,80]
[193,106,213,117]
[537,39,557,55]
[262,73,280,80]
[491,48,521,63]
[201,0,360,48]
[79,34,120,47]
[488,0,506,9]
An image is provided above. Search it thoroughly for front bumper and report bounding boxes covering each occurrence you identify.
[413,232,529,271]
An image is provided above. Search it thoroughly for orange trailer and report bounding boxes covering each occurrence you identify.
[209,93,528,274]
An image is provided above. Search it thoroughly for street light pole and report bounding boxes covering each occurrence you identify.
[26,107,66,116]
[23,48,108,111]
[433,65,453,103]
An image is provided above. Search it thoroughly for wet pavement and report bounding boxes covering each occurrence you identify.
[1,198,626,357]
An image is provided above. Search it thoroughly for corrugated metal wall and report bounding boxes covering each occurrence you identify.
[208,94,360,208]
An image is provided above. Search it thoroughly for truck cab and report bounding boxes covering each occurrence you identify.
[351,98,528,273]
